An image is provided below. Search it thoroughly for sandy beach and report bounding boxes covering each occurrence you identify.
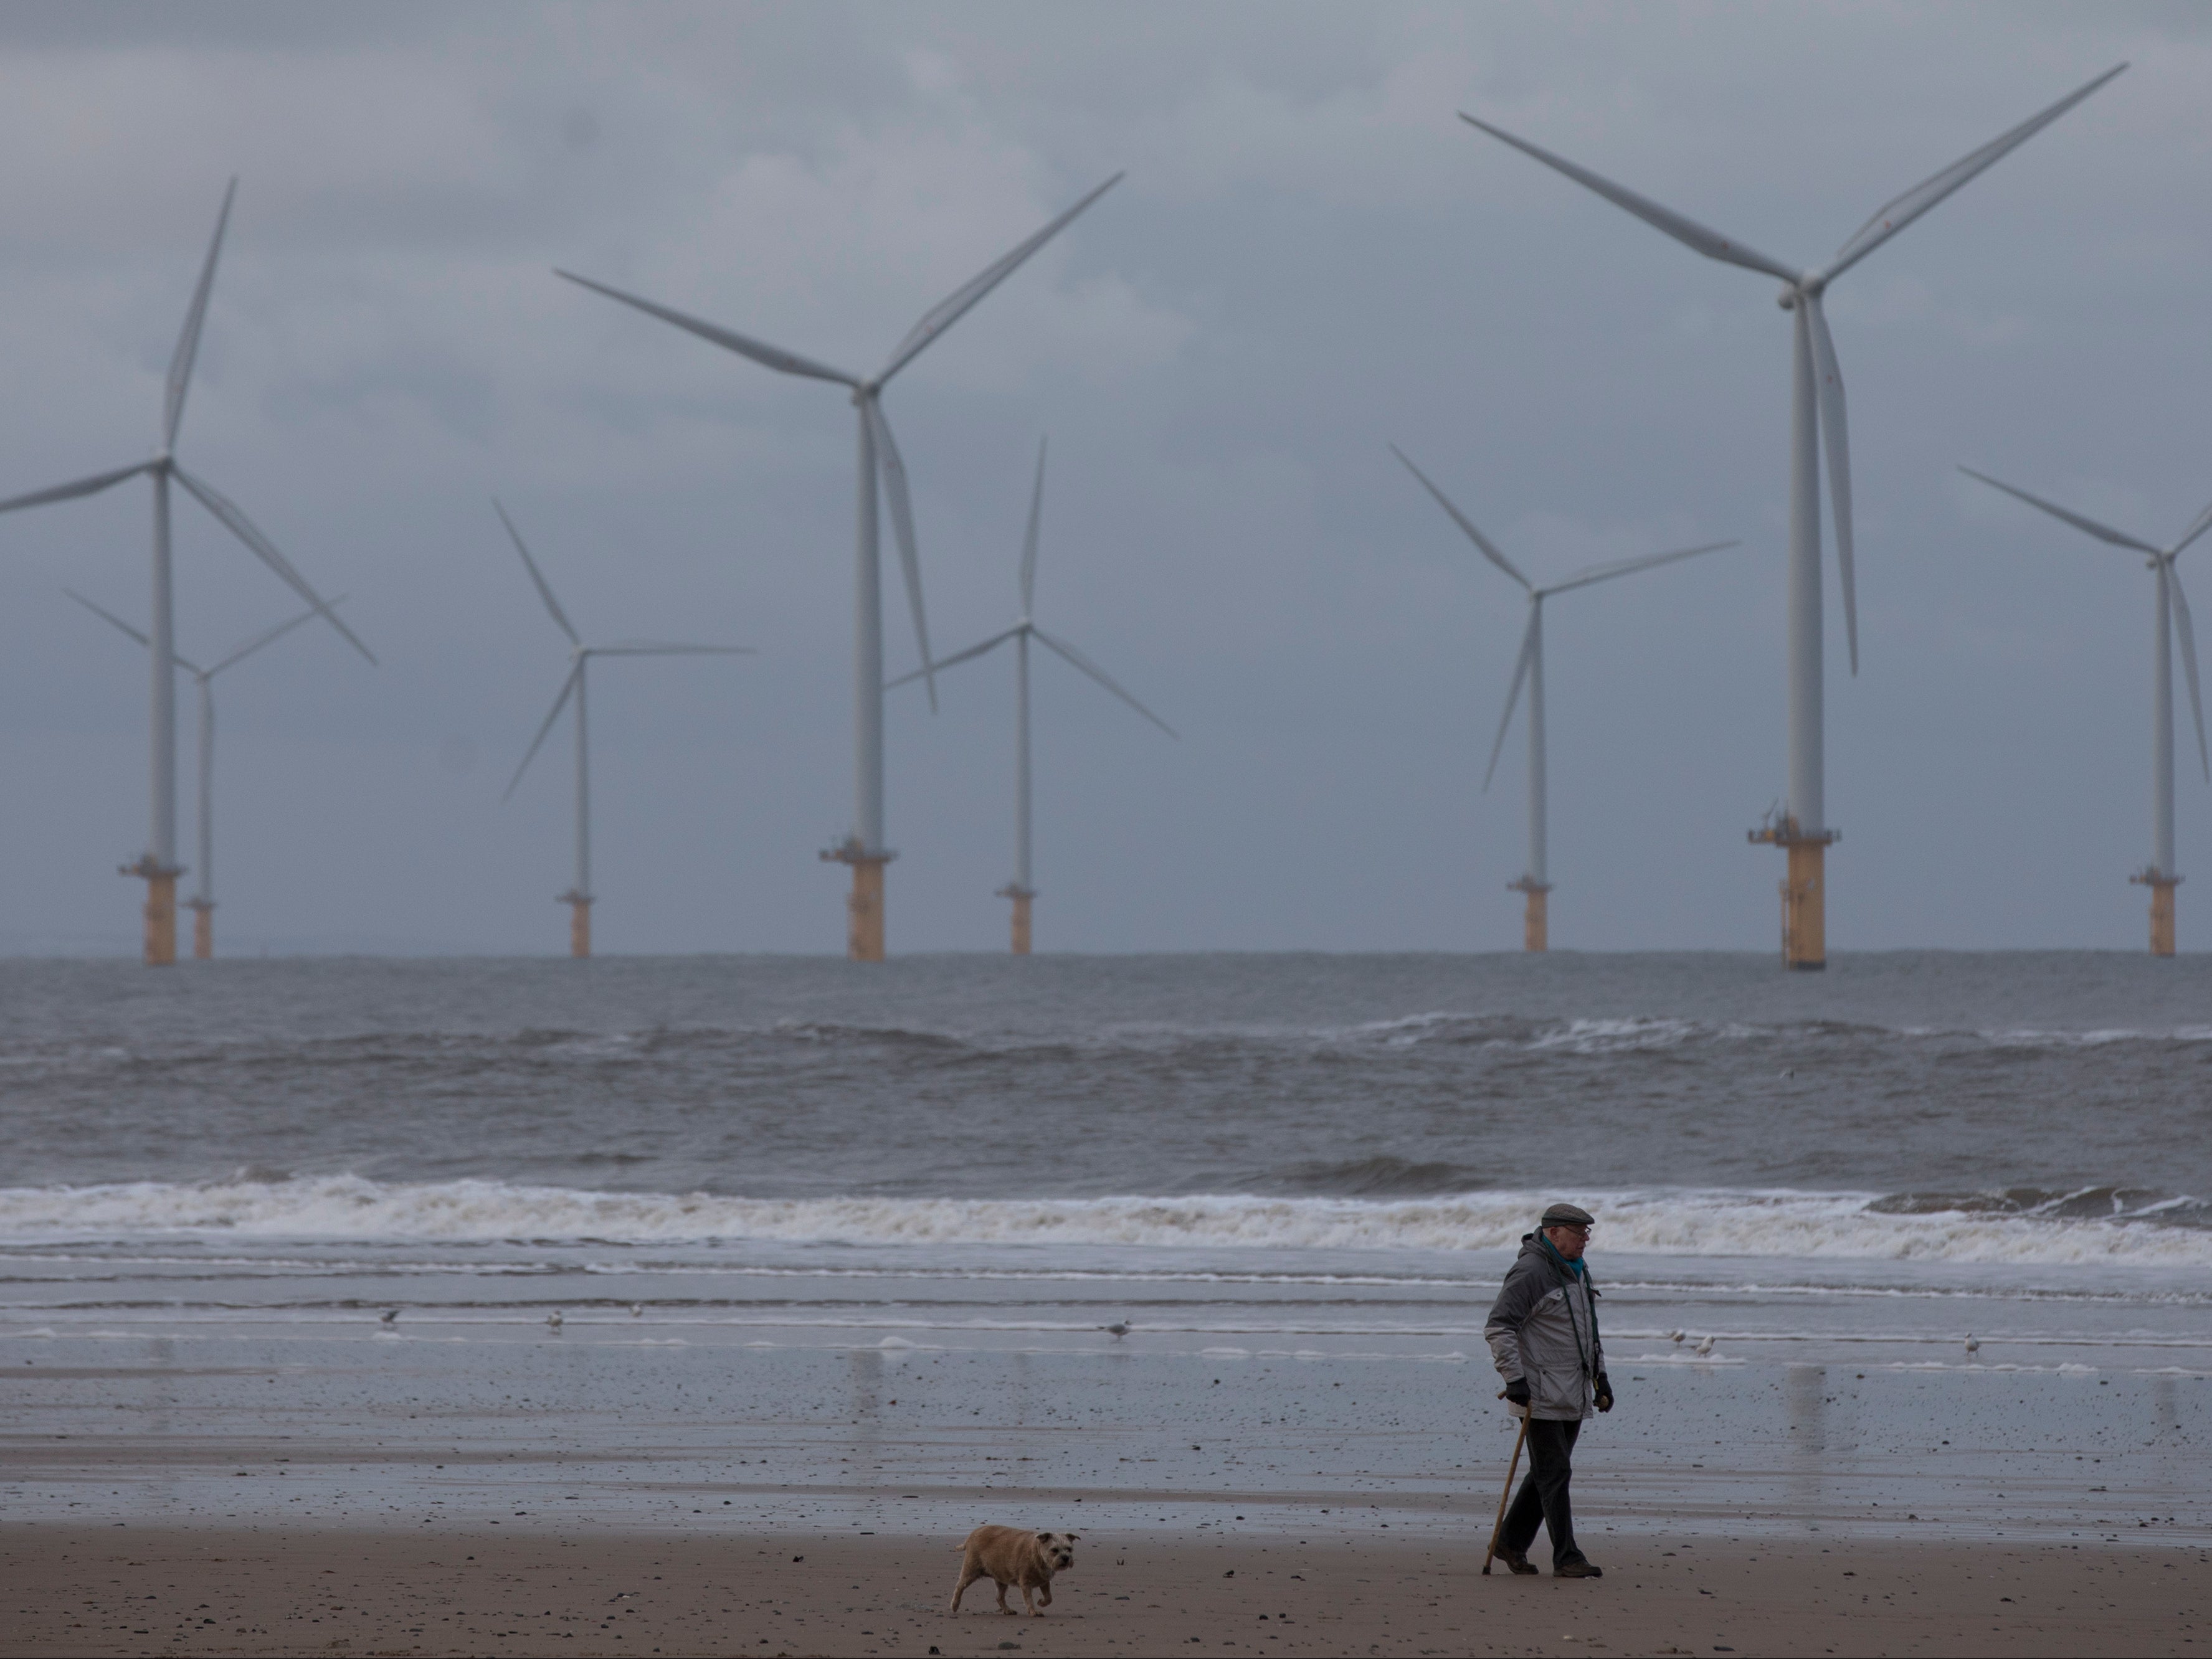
[4,1525,2204,1657]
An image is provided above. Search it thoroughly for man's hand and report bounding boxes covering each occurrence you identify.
[1593,1373,1614,1413]
[1504,1377,1532,1408]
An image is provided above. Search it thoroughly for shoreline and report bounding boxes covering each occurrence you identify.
[4,1526,2205,1657]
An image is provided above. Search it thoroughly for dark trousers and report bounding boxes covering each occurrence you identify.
[1499,1416,1582,1564]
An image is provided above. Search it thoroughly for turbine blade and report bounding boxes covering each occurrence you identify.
[206,598,334,678]
[886,626,1019,689]
[1804,290,1858,674]
[2172,498,2212,558]
[1390,445,1531,590]
[1458,113,1798,283]
[866,398,936,711]
[1483,607,1540,793]
[167,177,237,450]
[504,662,582,801]
[1033,626,1177,737]
[1822,64,2127,283]
[65,587,153,649]
[2167,561,2210,783]
[493,499,581,646]
[66,587,206,674]
[1956,466,2162,554]
[1541,539,1740,596]
[590,641,756,656]
[0,460,151,514]
[878,173,1123,384]
[1020,436,1047,616]
[171,465,377,664]
[554,270,860,385]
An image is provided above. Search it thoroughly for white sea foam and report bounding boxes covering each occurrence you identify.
[1527,1016,1704,1053]
[1,1176,2208,1266]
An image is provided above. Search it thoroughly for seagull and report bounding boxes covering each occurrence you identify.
[547,1310,564,1330]
[630,1303,644,1318]
[379,1310,398,1326]
[1104,1320,1132,1339]
[1667,1329,1686,1345]
[1965,1333,1980,1355]
[1694,1334,1716,1358]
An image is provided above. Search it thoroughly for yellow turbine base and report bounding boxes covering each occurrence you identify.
[2137,876,2179,958]
[847,859,888,962]
[1523,887,1548,953]
[1009,891,1033,956]
[1783,840,1827,970]
[143,874,178,967]
[191,902,212,961]
[569,899,592,960]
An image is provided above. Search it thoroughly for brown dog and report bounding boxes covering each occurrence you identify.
[947,1526,1078,1615]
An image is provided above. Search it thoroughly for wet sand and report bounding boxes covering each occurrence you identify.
[2,1525,2203,1657]
[8,1283,2208,1546]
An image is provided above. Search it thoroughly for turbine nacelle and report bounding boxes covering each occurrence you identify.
[1777,273,1826,309]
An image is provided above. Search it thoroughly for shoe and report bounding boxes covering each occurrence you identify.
[1494,1547,1539,1576]
[1553,1558,1603,1579]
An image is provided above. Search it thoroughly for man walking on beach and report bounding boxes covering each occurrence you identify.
[1485,1201,1611,1578]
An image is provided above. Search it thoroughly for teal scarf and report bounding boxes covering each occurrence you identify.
[1538,1231,1595,1378]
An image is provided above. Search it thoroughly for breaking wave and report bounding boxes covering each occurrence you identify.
[0,1177,2206,1265]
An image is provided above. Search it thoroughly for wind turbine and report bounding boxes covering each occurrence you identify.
[1459,65,2125,968]
[1393,447,1736,950]
[496,501,753,958]
[554,173,1121,960]
[0,179,373,963]
[1959,466,2212,955]
[65,590,335,960]
[890,439,1174,953]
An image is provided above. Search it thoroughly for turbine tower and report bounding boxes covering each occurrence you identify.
[0,179,373,964]
[556,174,1121,960]
[1393,447,1736,950]
[1960,466,2211,955]
[496,501,753,959]
[1460,65,2124,968]
[890,439,1175,953]
[66,590,333,960]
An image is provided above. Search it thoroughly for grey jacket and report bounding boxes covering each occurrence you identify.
[1484,1232,1605,1421]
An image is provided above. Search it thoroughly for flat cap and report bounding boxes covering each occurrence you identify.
[1540,1202,1595,1229]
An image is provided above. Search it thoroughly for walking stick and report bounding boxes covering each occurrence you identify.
[1481,1392,1531,1576]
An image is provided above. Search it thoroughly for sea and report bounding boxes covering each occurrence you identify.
[3,950,2208,1543]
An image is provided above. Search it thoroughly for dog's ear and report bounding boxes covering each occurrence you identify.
[1035,1531,1054,1543]
[1065,1534,1080,1541]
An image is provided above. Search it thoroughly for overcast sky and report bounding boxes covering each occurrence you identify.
[0,1,2205,957]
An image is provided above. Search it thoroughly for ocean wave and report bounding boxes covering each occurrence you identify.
[7,1011,2212,1079]
[1252,1156,1483,1197]
[0,1178,2207,1265]
[1317,1012,2212,1055]
[1866,1186,2201,1224]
